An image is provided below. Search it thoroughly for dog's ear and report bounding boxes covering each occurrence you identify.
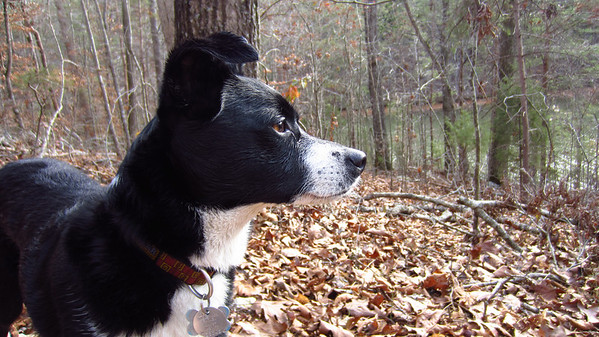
[158,32,258,125]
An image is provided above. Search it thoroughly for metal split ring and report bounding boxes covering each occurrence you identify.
[187,268,213,309]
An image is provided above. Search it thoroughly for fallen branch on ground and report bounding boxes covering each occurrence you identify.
[363,192,465,212]
[459,196,523,253]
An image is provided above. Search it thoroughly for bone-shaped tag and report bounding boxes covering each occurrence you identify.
[186,307,231,337]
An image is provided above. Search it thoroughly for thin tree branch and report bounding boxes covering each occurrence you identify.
[363,192,466,212]
[459,197,523,253]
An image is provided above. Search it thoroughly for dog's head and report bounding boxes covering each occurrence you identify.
[157,33,366,209]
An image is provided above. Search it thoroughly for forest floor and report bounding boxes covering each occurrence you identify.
[1,147,598,337]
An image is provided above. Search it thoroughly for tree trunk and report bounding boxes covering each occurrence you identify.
[439,0,456,176]
[173,0,258,77]
[487,0,515,186]
[122,0,140,140]
[3,0,24,129]
[514,0,531,201]
[80,0,123,158]
[158,0,175,49]
[470,0,481,240]
[538,4,556,190]
[92,0,130,146]
[54,0,94,138]
[363,0,390,170]
[149,0,164,89]
[402,0,456,175]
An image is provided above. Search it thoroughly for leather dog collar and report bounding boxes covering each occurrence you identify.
[136,241,215,286]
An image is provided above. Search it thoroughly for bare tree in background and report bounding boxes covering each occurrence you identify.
[53,0,93,138]
[514,0,531,201]
[122,0,140,139]
[3,0,24,129]
[363,0,390,170]
[149,0,163,90]
[488,0,516,187]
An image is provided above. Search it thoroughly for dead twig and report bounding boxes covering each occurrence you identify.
[459,197,523,253]
[412,213,473,236]
[363,192,466,212]
[463,272,568,290]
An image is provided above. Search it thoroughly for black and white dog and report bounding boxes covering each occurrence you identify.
[0,33,365,337]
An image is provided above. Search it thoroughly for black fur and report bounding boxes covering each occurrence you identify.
[0,32,365,337]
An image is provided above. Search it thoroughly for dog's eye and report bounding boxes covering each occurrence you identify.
[273,121,288,133]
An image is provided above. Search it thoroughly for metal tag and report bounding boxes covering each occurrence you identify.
[186,307,231,337]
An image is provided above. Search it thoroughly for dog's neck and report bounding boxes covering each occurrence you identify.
[107,121,265,270]
[189,204,265,271]
[106,122,203,259]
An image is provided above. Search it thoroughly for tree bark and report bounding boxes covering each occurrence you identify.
[363,0,390,170]
[173,0,258,77]
[149,0,164,89]
[158,0,175,49]
[439,0,457,175]
[487,0,515,186]
[470,0,481,240]
[514,0,531,201]
[122,0,140,140]
[3,0,24,129]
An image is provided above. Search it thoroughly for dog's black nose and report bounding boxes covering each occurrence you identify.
[347,149,367,172]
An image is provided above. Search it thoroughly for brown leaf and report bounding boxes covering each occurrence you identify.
[341,299,376,318]
[531,280,562,301]
[295,293,310,305]
[422,270,450,295]
[319,320,354,337]
[369,293,385,308]
[492,265,516,278]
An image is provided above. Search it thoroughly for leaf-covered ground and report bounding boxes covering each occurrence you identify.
[231,174,599,336]
[1,148,598,336]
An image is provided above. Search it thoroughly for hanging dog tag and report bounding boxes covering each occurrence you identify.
[186,307,231,337]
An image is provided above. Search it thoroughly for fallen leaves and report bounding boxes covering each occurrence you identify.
[230,173,599,336]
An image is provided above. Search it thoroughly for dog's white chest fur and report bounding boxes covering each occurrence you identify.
[117,204,263,337]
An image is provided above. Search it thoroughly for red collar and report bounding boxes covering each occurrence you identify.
[136,241,214,286]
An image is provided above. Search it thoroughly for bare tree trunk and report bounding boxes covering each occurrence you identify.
[3,0,24,129]
[363,0,390,170]
[39,25,66,158]
[402,0,456,175]
[122,0,140,140]
[470,0,481,240]
[173,0,258,77]
[149,0,163,89]
[158,0,175,49]
[488,0,515,186]
[80,0,123,158]
[54,0,95,138]
[92,0,130,146]
[514,0,531,201]
[539,4,556,190]
[439,0,456,176]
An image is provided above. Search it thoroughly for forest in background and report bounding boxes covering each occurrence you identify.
[1,0,599,335]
